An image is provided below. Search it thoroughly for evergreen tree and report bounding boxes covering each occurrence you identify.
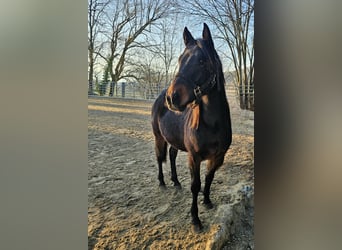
[100,63,110,96]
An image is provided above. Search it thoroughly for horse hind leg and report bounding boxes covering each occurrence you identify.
[169,146,181,188]
[203,155,225,209]
[155,136,167,187]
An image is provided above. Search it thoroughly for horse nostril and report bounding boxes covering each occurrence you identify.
[172,91,180,104]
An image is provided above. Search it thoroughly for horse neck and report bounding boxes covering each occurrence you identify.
[200,84,229,125]
[204,80,228,108]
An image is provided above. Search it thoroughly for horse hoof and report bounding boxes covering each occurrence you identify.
[174,183,182,189]
[203,201,214,209]
[159,183,166,189]
[191,222,203,233]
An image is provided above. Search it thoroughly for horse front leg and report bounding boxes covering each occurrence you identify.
[169,146,181,187]
[203,155,225,209]
[188,154,202,232]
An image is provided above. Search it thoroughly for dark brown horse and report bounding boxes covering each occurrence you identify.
[151,23,232,232]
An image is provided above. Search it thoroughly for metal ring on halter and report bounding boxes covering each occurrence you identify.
[194,86,202,99]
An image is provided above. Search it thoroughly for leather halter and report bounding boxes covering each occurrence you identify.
[174,38,219,109]
[192,73,216,105]
[174,73,216,109]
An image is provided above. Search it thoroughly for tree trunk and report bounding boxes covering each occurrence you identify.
[88,48,94,95]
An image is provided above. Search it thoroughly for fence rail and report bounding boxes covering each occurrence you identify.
[89,81,254,111]
[91,82,165,100]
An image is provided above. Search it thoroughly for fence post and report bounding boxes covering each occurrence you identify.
[122,82,125,97]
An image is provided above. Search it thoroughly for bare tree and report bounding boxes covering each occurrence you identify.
[88,0,110,95]
[98,0,175,96]
[123,13,182,96]
[152,17,180,88]
[182,0,254,110]
[128,48,164,99]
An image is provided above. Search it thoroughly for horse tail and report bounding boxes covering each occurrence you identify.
[151,89,168,163]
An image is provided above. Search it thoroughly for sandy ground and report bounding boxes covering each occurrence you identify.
[88,96,254,249]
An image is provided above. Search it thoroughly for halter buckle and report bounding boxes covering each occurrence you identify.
[194,86,202,99]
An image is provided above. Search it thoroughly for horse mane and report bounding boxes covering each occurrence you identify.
[189,40,226,130]
[197,39,225,91]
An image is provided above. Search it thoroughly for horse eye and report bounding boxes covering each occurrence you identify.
[199,60,204,66]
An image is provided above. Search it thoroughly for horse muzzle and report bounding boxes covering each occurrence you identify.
[165,92,182,111]
[165,89,186,112]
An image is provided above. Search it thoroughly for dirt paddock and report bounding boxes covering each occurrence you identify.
[88,96,254,249]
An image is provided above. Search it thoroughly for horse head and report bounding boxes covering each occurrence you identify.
[166,23,221,112]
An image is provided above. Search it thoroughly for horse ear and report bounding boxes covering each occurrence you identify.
[202,23,214,48]
[183,27,195,46]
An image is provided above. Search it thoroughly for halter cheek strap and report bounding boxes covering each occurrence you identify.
[191,73,216,107]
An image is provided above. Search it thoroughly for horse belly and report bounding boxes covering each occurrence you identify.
[159,113,187,151]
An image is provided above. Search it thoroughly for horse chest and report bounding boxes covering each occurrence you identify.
[185,126,229,158]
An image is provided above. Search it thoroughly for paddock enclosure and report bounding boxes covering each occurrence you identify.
[88,93,254,249]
